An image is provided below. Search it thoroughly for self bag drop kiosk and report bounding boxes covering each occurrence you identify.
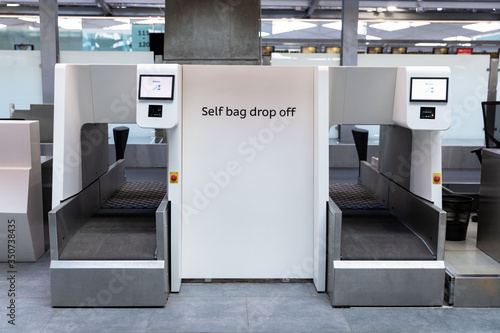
[49,65,174,307]
[327,66,450,306]
[49,64,449,307]
[49,64,326,306]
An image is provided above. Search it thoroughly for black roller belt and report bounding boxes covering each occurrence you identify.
[102,182,167,210]
[329,183,385,210]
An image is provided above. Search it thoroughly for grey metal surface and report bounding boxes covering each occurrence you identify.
[340,0,358,67]
[389,180,446,261]
[330,260,445,307]
[49,180,100,260]
[50,260,166,307]
[448,274,500,307]
[164,0,261,64]
[341,212,436,260]
[445,220,500,306]
[39,0,59,104]
[379,125,412,192]
[358,161,389,208]
[326,199,342,303]
[156,197,170,294]
[99,160,126,206]
[11,104,54,143]
[81,123,109,191]
[477,149,500,263]
[58,211,157,260]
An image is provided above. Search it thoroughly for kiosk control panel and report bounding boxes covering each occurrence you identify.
[393,66,451,130]
[136,64,181,129]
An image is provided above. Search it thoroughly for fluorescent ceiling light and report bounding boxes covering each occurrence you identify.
[272,20,316,35]
[370,21,430,32]
[104,24,131,31]
[415,42,447,47]
[323,21,367,35]
[135,18,165,25]
[463,22,500,32]
[437,8,443,11]
[387,6,397,11]
[366,35,382,40]
[458,43,472,47]
[6,4,20,7]
[260,31,270,37]
[58,18,82,30]
[18,17,39,24]
[0,24,6,29]
[113,18,130,24]
[443,36,472,41]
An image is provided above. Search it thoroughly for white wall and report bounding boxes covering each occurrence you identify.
[181,65,315,279]
[0,51,43,118]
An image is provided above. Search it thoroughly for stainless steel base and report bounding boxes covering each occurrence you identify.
[51,261,167,307]
[331,260,444,307]
[445,221,500,307]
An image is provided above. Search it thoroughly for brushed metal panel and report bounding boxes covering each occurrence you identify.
[358,161,389,207]
[379,125,412,191]
[49,180,100,259]
[50,260,166,307]
[331,260,445,307]
[389,181,447,260]
[99,159,126,206]
[326,200,342,303]
[477,149,500,262]
[452,276,500,307]
[81,123,109,190]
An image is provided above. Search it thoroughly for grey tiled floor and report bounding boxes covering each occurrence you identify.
[2,252,500,333]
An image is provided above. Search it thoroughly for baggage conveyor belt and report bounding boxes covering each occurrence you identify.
[330,183,436,261]
[59,182,167,261]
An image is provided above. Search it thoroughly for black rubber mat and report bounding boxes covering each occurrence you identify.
[101,182,167,209]
[329,183,385,210]
[341,212,435,260]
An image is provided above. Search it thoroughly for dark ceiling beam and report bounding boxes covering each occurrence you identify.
[0,5,164,16]
[95,0,113,15]
[0,4,499,21]
[304,0,320,18]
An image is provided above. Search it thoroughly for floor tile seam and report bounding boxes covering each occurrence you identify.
[245,296,250,332]
[144,310,154,333]
[39,308,58,333]
[339,308,354,333]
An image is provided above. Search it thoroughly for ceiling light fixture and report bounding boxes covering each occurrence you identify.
[443,36,472,41]
[272,20,316,35]
[370,21,430,32]
[463,22,500,32]
[415,42,447,47]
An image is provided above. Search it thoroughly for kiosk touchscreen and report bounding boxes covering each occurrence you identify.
[136,64,181,129]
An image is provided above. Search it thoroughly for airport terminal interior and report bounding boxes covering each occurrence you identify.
[2,0,500,332]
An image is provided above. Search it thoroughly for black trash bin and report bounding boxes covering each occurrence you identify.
[442,194,474,241]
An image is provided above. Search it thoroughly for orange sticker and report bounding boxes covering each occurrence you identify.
[432,173,441,185]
